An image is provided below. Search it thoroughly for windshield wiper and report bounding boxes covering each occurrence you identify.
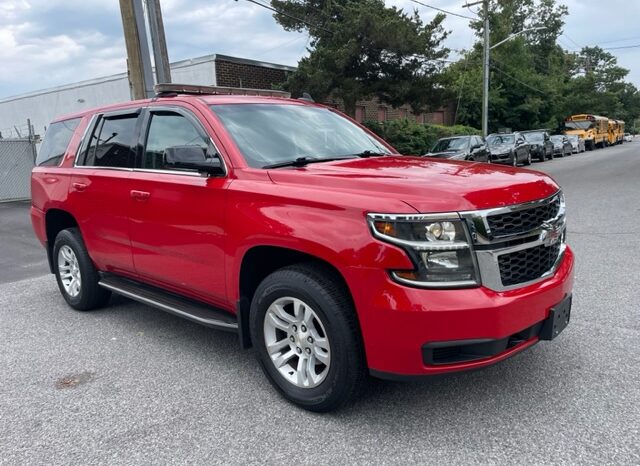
[263,156,356,169]
[351,150,388,158]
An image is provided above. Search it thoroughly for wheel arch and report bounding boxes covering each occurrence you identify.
[236,245,354,349]
[44,209,79,273]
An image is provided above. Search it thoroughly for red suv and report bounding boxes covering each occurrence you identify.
[31,84,573,411]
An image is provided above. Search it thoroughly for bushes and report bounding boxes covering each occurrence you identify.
[363,119,481,155]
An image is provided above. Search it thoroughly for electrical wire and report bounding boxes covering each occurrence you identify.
[240,0,334,35]
[408,0,476,21]
[602,44,640,50]
[490,64,545,94]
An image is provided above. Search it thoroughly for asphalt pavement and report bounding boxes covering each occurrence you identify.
[0,200,49,284]
[1,142,639,465]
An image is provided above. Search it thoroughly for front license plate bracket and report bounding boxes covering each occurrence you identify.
[539,295,572,340]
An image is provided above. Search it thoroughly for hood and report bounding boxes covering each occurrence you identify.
[267,156,559,212]
[426,150,464,158]
[487,143,514,153]
[565,129,590,139]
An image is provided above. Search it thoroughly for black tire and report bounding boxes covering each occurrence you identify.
[249,263,366,412]
[511,152,518,167]
[524,151,532,166]
[53,228,111,311]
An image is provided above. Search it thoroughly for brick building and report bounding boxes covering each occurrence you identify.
[0,53,453,139]
[216,55,454,126]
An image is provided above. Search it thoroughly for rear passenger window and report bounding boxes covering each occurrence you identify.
[143,112,210,170]
[36,118,81,166]
[83,114,138,168]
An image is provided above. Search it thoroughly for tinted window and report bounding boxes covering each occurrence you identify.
[210,104,390,168]
[84,114,138,168]
[37,118,81,166]
[143,112,210,170]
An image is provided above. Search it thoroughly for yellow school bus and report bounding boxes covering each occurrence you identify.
[612,119,625,145]
[564,114,608,150]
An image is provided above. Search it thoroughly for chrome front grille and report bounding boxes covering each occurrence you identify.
[498,241,562,286]
[487,196,561,238]
[460,192,567,291]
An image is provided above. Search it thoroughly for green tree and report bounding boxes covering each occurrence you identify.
[270,0,450,116]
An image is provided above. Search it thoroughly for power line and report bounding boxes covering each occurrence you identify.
[603,44,640,50]
[562,33,582,50]
[239,0,334,35]
[597,35,640,45]
[490,63,545,94]
[408,0,476,21]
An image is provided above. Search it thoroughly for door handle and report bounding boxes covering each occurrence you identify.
[130,190,151,201]
[72,182,88,192]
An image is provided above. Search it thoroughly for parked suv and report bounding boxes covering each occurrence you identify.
[425,135,489,162]
[31,84,574,412]
[486,132,532,166]
[521,130,554,162]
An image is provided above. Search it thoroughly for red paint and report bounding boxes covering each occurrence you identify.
[31,95,574,377]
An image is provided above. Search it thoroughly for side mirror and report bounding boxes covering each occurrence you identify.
[164,145,223,175]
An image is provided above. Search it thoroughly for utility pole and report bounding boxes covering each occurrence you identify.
[146,0,172,84]
[481,0,489,138]
[119,0,155,99]
[463,0,489,137]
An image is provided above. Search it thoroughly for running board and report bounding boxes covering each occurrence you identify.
[98,274,238,332]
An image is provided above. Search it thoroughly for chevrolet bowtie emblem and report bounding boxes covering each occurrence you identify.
[540,221,562,247]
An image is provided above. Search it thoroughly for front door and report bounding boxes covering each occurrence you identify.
[128,105,230,306]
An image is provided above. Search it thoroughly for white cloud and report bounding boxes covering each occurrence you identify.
[0,0,637,98]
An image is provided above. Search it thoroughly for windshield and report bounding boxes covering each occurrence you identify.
[431,137,469,152]
[486,134,514,145]
[523,132,543,142]
[209,104,391,168]
[565,121,594,130]
[550,135,564,142]
[567,135,578,141]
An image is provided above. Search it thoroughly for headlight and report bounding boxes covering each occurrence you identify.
[367,213,479,288]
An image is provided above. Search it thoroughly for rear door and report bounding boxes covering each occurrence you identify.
[68,109,140,274]
[128,104,230,306]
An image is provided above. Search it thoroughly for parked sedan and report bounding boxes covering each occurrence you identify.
[425,135,489,162]
[522,130,554,162]
[486,132,531,166]
[550,135,573,157]
[566,134,585,153]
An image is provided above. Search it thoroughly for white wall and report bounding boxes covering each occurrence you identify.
[0,55,217,140]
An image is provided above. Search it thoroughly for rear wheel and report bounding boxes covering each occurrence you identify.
[249,263,366,412]
[53,228,111,311]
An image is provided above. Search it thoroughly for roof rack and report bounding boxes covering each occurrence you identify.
[154,83,291,98]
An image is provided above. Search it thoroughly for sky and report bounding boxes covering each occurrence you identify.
[0,0,639,99]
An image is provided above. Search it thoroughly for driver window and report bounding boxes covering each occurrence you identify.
[144,111,210,170]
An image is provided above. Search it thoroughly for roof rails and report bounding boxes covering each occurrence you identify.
[154,83,291,98]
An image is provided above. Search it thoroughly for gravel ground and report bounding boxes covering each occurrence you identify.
[0,142,639,465]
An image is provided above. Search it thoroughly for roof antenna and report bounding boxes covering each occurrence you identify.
[298,92,314,103]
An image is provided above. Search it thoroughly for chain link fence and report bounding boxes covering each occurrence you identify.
[0,138,36,201]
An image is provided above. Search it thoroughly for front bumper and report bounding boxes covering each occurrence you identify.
[347,246,574,378]
[490,152,512,164]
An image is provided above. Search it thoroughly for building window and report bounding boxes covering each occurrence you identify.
[377,106,387,122]
[355,106,366,123]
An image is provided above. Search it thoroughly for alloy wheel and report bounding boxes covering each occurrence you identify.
[58,245,81,297]
[263,296,331,388]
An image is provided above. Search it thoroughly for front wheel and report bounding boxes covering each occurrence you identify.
[524,151,532,166]
[249,263,366,412]
[53,228,111,311]
[511,152,518,167]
